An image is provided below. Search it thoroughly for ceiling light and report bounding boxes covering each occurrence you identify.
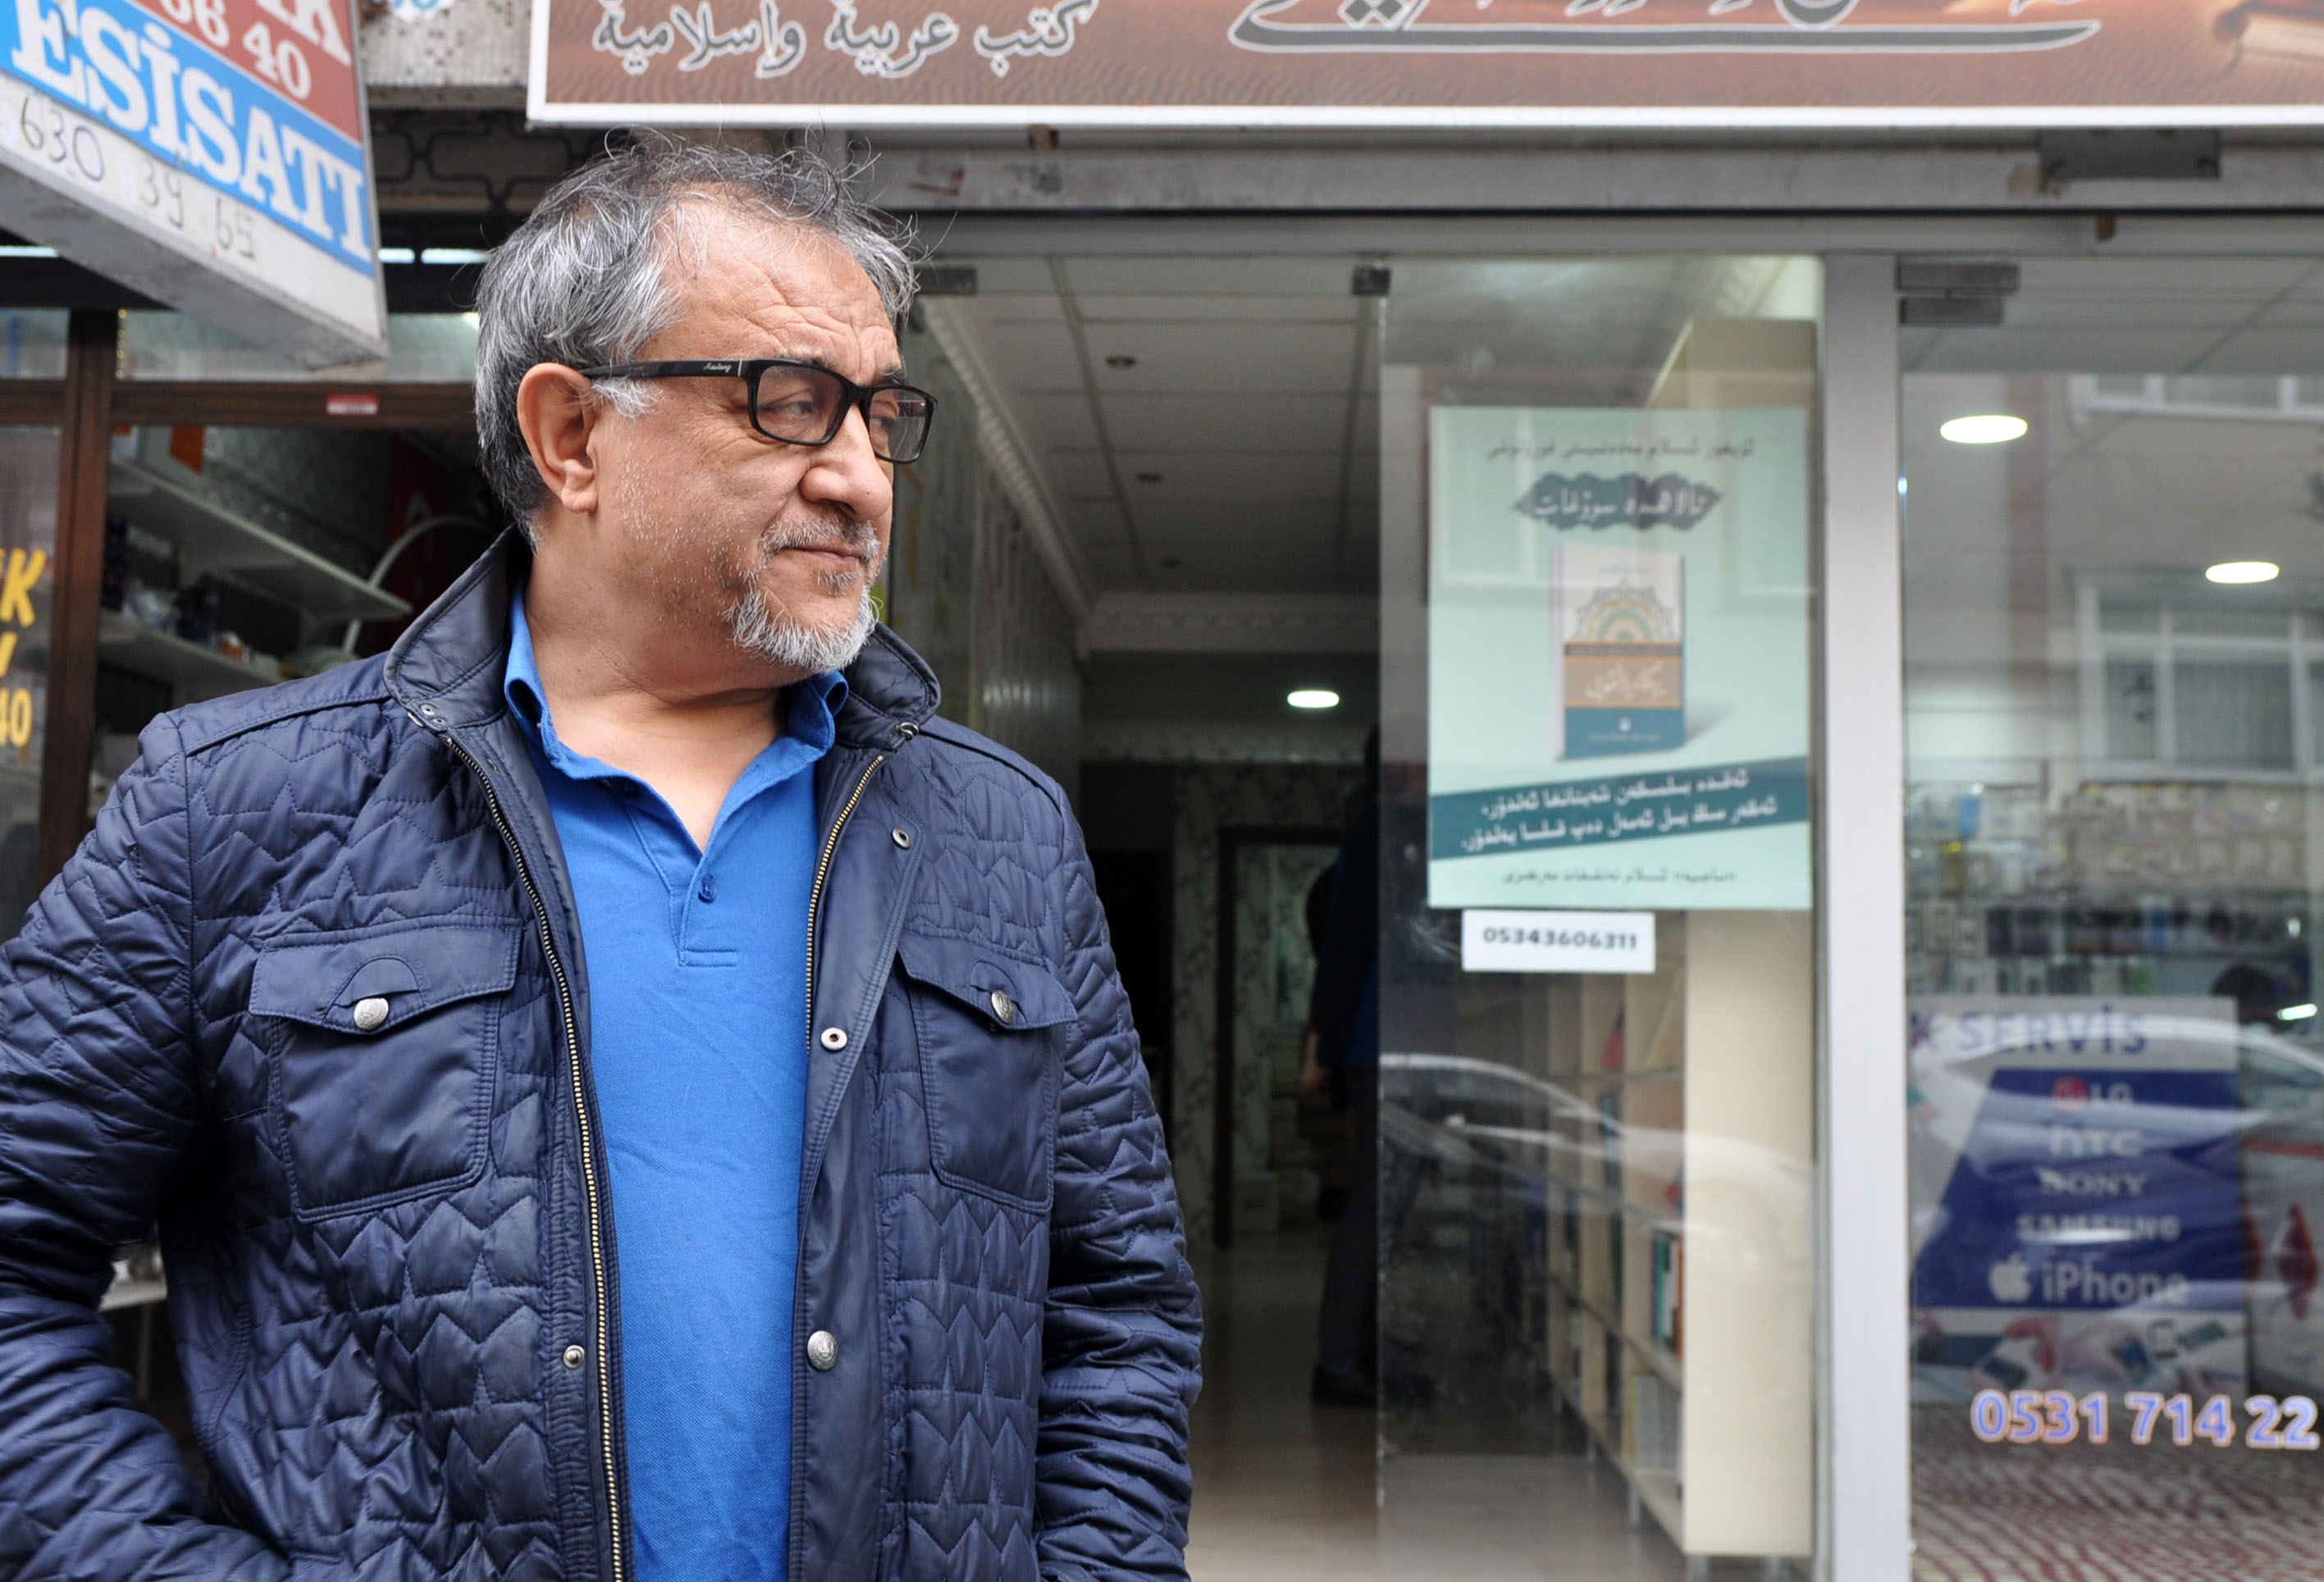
[1287,689,1340,710]
[1939,414,2029,445]
[2282,1003,2318,1021]
[2206,560,2280,585]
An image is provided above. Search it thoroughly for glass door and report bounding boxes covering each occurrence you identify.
[1901,255,2324,1578]
[1379,256,1824,1579]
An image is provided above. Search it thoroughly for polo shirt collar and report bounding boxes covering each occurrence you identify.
[502,589,848,780]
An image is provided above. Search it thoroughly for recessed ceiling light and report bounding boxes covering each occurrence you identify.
[2207,560,2281,585]
[1135,472,1162,484]
[1105,354,1138,369]
[1287,688,1340,710]
[1157,556,1181,570]
[1939,414,2029,445]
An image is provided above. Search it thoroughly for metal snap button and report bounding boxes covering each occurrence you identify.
[352,996,390,1033]
[820,1027,848,1051]
[562,1343,586,1370]
[891,827,912,849]
[806,1329,839,1371]
[989,989,1018,1026]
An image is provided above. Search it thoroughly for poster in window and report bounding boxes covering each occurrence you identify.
[1427,405,1810,912]
[1906,997,2248,1403]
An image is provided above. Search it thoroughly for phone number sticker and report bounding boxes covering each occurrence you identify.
[1971,1389,2322,1451]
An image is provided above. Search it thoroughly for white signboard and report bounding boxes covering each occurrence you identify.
[0,0,385,362]
[1460,909,1655,976]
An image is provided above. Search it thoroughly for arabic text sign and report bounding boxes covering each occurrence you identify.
[533,0,2324,128]
[0,0,382,360]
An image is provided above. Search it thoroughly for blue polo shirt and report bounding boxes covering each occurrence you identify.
[504,592,842,1582]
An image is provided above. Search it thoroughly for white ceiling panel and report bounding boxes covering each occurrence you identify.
[1131,499,1340,541]
[2189,331,2324,374]
[1066,498,1134,541]
[954,258,1057,294]
[1107,449,1344,499]
[1905,329,2235,376]
[977,321,1084,394]
[1076,294,1360,325]
[968,291,1066,326]
[1084,322,1358,396]
[2002,296,2276,333]
[1044,450,1115,496]
[2013,257,2318,299]
[1016,392,1102,450]
[1061,256,1355,299]
[1084,542,1145,582]
[1099,394,1348,451]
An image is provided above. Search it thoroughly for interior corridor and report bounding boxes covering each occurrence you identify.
[1185,1233,1700,1582]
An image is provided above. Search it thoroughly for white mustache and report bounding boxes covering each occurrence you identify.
[760,515,880,565]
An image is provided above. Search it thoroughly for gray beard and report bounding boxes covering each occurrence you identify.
[724,581,877,674]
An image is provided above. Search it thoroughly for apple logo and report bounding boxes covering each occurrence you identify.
[1988,1254,2034,1305]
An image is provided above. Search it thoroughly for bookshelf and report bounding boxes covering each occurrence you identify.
[1541,911,1814,1568]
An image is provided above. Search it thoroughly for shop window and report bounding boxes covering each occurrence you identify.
[1904,256,2324,1581]
[119,312,477,383]
[1382,254,1820,1575]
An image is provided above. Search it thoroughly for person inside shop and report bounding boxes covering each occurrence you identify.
[0,139,1200,1582]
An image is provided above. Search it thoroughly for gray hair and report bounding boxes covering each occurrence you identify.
[473,138,918,532]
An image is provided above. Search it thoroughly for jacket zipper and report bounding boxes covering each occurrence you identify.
[436,728,627,1582]
[805,750,888,1049]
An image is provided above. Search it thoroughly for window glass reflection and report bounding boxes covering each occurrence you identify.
[1905,256,2324,1576]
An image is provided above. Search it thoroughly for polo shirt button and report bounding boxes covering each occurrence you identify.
[806,1330,839,1371]
[820,1027,848,1051]
[697,874,717,902]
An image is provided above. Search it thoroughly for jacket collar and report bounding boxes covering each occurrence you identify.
[384,531,943,750]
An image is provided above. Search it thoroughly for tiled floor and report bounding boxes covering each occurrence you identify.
[1185,1231,1380,1581]
[1186,1231,1696,1582]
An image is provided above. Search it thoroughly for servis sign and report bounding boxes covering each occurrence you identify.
[533,0,2324,129]
[0,0,382,362]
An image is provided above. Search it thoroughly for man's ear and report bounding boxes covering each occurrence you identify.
[515,364,603,517]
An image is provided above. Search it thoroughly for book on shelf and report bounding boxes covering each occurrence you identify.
[1600,1006,1625,1071]
[1604,1329,1625,1440]
[1598,1092,1623,1196]
[1651,1229,1683,1355]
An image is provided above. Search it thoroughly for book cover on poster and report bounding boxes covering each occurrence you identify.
[1427,405,1811,912]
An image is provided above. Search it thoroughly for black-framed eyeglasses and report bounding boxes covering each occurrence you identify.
[575,358,938,465]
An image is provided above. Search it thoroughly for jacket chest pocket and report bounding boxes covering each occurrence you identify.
[249,921,523,1220]
[895,932,1071,1213]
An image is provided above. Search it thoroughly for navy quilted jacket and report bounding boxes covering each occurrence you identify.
[0,541,1201,1581]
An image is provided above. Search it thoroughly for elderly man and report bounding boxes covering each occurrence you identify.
[0,143,1200,1582]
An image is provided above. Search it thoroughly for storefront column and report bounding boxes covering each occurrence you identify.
[36,309,116,887]
[1818,254,1911,1582]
